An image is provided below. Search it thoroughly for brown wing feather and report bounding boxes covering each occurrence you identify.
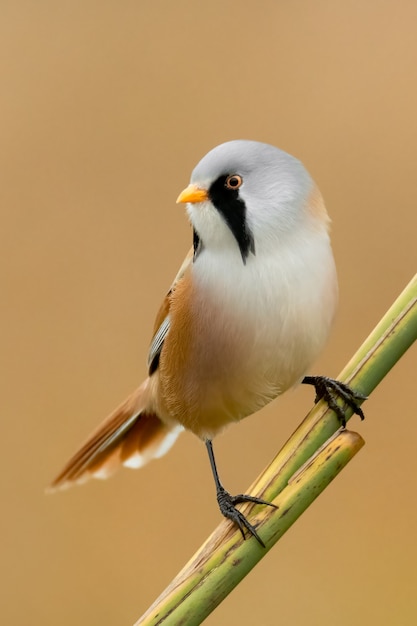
[49,250,193,491]
[48,382,149,490]
[147,248,194,374]
[151,247,194,338]
[49,384,181,490]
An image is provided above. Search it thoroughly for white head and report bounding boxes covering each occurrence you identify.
[177,140,329,263]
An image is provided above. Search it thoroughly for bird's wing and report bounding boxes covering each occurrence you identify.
[48,250,195,490]
[48,382,154,489]
[147,247,194,374]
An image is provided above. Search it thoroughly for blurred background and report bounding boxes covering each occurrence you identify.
[2,2,417,624]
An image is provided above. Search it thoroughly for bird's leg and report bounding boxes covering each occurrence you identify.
[302,375,367,426]
[205,439,276,548]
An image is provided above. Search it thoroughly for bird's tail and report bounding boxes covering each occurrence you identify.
[48,380,181,491]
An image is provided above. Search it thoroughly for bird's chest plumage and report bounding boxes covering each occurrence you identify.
[157,242,336,439]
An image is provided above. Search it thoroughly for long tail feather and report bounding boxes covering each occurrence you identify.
[48,381,181,491]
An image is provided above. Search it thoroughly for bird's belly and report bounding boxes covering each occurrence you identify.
[159,339,280,439]
[156,266,329,439]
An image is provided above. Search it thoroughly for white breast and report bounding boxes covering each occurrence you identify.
[192,223,337,411]
[157,219,337,439]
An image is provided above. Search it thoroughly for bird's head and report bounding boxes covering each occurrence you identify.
[177,140,328,264]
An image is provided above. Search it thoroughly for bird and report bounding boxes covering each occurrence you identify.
[49,140,365,546]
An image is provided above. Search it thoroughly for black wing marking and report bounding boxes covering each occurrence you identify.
[146,247,194,376]
[147,315,170,375]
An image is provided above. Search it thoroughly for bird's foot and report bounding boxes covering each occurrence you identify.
[216,487,277,548]
[302,375,367,426]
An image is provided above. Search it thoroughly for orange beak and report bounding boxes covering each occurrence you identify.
[176,184,209,204]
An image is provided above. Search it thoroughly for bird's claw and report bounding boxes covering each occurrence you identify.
[302,375,367,426]
[216,487,277,548]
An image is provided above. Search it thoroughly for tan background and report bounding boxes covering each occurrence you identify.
[2,2,417,624]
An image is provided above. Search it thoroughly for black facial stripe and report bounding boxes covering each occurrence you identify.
[208,175,255,264]
[193,228,203,260]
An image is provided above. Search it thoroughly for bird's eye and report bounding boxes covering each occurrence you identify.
[225,174,243,190]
